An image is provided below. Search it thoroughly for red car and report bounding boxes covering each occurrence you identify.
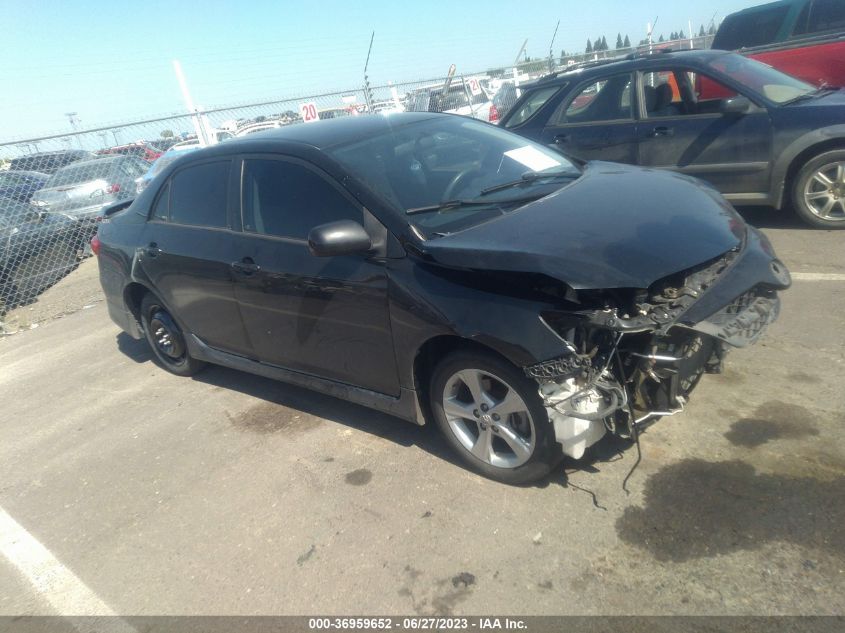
[96,142,162,162]
[712,0,845,88]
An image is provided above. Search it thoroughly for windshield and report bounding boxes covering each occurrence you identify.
[48,160,116,186]
[707,54,816,104]
[328,116,578,237]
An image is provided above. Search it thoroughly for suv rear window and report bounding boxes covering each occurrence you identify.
[712,5,790,49]
[503,86,561,128]
[807,0,845,33]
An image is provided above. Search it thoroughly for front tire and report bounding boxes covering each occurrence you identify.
[429,350,558,484]
[140,293,206,377]
[792,150,845,229]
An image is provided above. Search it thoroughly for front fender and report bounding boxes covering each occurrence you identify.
[771,124,845,208]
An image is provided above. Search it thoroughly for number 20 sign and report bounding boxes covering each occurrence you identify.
[299,102,319,123]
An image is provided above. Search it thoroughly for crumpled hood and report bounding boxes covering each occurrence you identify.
[421,162,745,290]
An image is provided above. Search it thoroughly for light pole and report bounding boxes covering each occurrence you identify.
[65,112,84,149]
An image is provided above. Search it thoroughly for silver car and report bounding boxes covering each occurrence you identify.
[30,156,148,222]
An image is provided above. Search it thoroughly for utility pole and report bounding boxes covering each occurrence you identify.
[363,31,375,112]
[548,20,560,74]
[512,38,528,93]
[65,112,84,149]
[173,60,208,146]
[647,16,658,53]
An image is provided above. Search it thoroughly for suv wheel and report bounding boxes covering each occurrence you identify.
[429,350,558,484]
[140,293,206,377]
[792,150,845,229]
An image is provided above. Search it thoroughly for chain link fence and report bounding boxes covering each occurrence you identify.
[0,34,714,324]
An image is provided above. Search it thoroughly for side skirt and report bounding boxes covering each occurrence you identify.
[185,334,426,426]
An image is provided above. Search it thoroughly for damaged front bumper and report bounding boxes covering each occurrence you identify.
[524,226,790,458]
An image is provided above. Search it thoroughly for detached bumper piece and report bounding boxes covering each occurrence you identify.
[689,287,780,348]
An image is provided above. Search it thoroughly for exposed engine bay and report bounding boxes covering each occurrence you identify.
[524,249,784,458]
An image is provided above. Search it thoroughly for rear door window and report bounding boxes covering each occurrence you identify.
[807,0,845,33]
[551,74,633,125]
[169,161,230,228]
[503,85,561,128]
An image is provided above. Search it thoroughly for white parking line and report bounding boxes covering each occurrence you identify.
[0,506,135,631]
[791,272,845,281]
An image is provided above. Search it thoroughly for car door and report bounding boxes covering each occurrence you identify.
[538,72,639,164]
[230,155,399,397]
[635,67,774,196]
[138,159,253,357]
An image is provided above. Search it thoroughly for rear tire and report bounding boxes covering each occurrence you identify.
[140,293,206,377]
[429,350,558,485]
[792,150,845,229]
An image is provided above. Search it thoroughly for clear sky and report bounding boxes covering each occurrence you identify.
[2,0,763,142]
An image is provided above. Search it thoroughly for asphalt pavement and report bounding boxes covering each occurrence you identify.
[1,208,843,617]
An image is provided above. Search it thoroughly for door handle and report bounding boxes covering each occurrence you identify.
[649,126,674,138]
[554,133,572,144]
[145,242,161,258]
[231,258,260,275]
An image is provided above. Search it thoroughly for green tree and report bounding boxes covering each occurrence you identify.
[679,29,686,39]
[708,23,716,35]
[586,39,593,53]
[699,25,706,37]
[600,36,608,50]
[624,35,631,48]
[616,33,624,49]
[160,129,173,138]
[658,34,665,43]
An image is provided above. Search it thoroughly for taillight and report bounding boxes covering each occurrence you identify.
[106,183,121,194]
[90,234,101,256]
[488,104,499,123]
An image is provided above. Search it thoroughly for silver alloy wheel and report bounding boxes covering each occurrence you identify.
[442,368,535,469]
[804,161,845,221]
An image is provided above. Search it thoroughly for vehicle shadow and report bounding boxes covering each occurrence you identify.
[116,332,636,488]
[192,362,463,466]
[733,205,806,230]
[116,332,153,363]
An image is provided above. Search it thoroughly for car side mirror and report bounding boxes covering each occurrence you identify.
[720,96,751,116]
[307,220,372,257]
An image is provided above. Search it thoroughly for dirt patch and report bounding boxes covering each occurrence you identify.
[616,459,845,563]
[345,468,372,486]
[724,401,820,448]
[787,371,822,384]
[226,402,322,435]
[1,257,102,335]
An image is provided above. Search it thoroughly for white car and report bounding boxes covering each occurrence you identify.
[406,78,495,122]
[234,121,288,137]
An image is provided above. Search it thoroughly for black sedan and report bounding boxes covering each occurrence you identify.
[0,170,49,203]
[501,49,845,229]
[95,113,790,484]
[1,196,81,310]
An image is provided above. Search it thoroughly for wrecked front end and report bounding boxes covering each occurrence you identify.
[523,227,791,459]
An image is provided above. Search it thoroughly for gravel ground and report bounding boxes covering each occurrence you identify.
[0,257,102,335]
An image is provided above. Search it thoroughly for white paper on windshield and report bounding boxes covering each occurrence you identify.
[504,146,562,172]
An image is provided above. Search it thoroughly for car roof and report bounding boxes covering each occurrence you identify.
[216,112,443,151]
[723,0,799,17]
[57,155,124,170]
[525,49,734,88]
[11,149,91,160]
